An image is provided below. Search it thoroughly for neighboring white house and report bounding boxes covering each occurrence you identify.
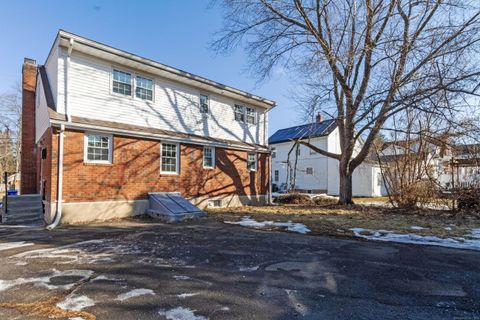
[269,117,383,197]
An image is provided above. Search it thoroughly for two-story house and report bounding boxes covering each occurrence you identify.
[21,30,274,224]
[269,114,383,197]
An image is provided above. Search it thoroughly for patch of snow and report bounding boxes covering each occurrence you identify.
[116,288,155,301]
[57,294,95,311]
[410,226,427,230]
[351,228,480,251]
[176,293,199,299]
[238,266,259,272]
[444,227,452,231]
[173,275,191,281]
[225,216,310,234]
[0,241,34,252]
[158,307,208,320]
[92,275,122,282]
[0,269,93,292]
[471,229,480,239]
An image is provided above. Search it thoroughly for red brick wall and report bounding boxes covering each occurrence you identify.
[49,129,269,203]
[20,59,38,194]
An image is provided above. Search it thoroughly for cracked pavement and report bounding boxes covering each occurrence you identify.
[0,218,479,319]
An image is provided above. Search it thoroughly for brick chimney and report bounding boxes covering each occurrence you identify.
[20,58,38,194]
[315,112,324,123]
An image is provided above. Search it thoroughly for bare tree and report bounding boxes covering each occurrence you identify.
[212,0,480,204]
[0,84,22,183]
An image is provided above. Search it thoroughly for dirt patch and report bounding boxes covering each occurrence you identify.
[0,274,96,320]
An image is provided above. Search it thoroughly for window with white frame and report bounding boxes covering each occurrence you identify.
[234,105,245,122]
[247,152,257,171]
[246,107,256,124]
[272,148,276,159]
[200,94,209,113]
[135,76,153,101]
[161,143,179,174]
[203,146,215,168]
[306,167,313,175]
[274,170,279,181]
[112,69,132,96]
[84,133,112,163]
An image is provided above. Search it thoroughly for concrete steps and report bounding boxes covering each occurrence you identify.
[1,194,44,225]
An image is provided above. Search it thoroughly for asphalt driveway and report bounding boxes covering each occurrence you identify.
[0,218,479,320]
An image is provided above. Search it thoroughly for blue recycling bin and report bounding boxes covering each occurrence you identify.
[7,190,18,196]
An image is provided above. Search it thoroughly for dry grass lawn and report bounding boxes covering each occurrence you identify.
[207,204,480,239]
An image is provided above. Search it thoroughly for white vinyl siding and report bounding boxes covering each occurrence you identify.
[112,69,132,96]
[247,152,257,171]
[84,133,113,163]
[161,143,179,174]
[57,50,267,145]
[203,146,215,168]
[135,76,153,101]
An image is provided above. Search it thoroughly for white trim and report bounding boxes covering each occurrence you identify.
[84,132,113,164]
[247,152,257,172]
[160,142,180,175]
[135,74,155,102]
[51,119,268,153]
[203,146,215,169]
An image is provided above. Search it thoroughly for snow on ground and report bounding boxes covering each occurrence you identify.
[176,293,199,299]
[351,228,480,251]
[225,216,310,234]
[0,269,93,291]
[158,307,208,320]
[239,266,259,272]
[410,226,427,230]
[0,241,34,251]
[116,288,155,301]
[57,294,95,311]
[173,275,191,281]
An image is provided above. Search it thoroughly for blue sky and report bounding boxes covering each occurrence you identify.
[0,0,303,135]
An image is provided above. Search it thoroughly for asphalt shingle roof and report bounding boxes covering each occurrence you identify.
[268,119,336,145]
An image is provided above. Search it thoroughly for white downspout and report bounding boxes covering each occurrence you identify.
[65,38,74,122]
[46,124,65,230]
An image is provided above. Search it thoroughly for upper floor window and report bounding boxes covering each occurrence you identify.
[203,146,215,168]
[84,133,112,163]
[136,76,153,101]
[235,104,257,124]
[200,94,209,114]
[112,70,132,96]
[234,105,245,122]
[246,107,256,124]
[161,143,179,174]
[272,148,276,159]
[306,167,313,175]
[274,170,279,182]
[247,152,257,171]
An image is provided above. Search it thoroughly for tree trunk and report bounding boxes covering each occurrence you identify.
[338,161,354,205]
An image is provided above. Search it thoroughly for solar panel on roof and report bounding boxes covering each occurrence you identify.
[268,119,336,144]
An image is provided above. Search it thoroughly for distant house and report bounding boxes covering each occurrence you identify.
[269,114,383,197]
[20,30,274,223]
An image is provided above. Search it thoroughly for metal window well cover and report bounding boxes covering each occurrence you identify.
[147,192,206,222]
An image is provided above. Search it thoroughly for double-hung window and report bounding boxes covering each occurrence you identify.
[112,70,132,96]
[247,152,257,171]
[234,105,245,122]
[274,170,279,182]
[84,133,112,163]
[246,107,256,124]
[203,146,215,168]
[161,143,179,174]
[200,94,209,114]
[136,76,153,101]
[306,167,313,175]
[272,148,276,159]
